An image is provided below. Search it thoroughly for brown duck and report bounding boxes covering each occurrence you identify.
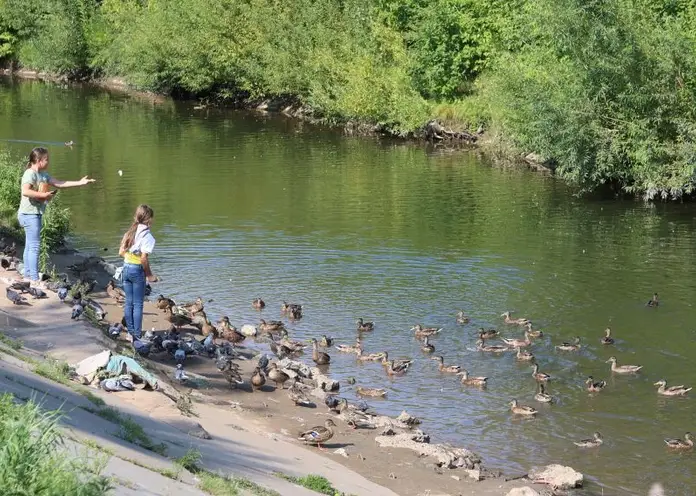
[217,316,245,345]
[105,280,125,304]
[311,338,330,365]
[268,362,290,389]
[251,367,266,390]
[252,297,265,310]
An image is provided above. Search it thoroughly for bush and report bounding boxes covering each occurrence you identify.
[0,393,112,495]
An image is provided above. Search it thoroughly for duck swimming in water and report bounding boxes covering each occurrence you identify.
[456,311,469,324]
[606,356,642,374]
[654,380,692,397]
[431,355,461,373]
[501,311,530,326]
[509,399,537,416]
[574,432,603,448]
[421,336,435,353]
[356,318,375,332]
[665,432,693,450]
[585,376,607,392]
[601,328,614,345]
[646,292,659,307]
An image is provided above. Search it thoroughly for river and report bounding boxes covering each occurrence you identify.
[2,77,695,495]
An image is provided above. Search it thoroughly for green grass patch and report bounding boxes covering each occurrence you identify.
[33,358,74,386]
[0,392,112,494]
[199,471,280,496]
[175,448,202,473]
[0,332,23,351]
[276,473,350,496]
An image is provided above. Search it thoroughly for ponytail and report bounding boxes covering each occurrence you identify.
[27,147,48,169]
[120,204,154,252]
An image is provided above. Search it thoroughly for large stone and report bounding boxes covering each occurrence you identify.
[529,464,583,489]
[278,358,312,378]
[506,487,540,496]
[310,367,340,392]
[375,433,480,472]
[240,324,258,337]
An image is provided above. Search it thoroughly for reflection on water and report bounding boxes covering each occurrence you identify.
[2,78,696,494]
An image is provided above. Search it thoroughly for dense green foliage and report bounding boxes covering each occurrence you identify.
[3,0,696,196]
[0,393,111,495]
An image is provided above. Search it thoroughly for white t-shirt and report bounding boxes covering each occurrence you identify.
[129,224,156,255]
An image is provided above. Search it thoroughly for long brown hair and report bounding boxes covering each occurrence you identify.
[120,204,154,251]
[27,147,48,168]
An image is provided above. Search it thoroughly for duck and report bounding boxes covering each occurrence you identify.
[665,432,693,450]
[267,362,290,389]
[516,348,535,361]
[64,140,74,147]
[252,297,265,310]
[259,318,285,333]
[502,331,532,348]
[457,369,487,387]
[311,338,331,365]
[421,336,435,353]
[601,327,614,345]
[164,305,193,329]
[356,349,386,362]
[476,339,509,353]
[319,335,334,347]
[251,367,266,390]
[287,380,312,406]
[574,432,603,448]
[380,352,413,370]
[606,356,642,374]
[278,329,306,352]
[654,380,692,397]
[219,361,244,387]
[180,297,205,316]
[356,386,387,398]
[281,301,302,314]
[105,280,125,303]
[201,319,217,338]
[411,324,442,338]
[325,396,348,414]
[356,318,375,332]
[478,328,499,340]
[524,322,543,338]
[646,292,659,307]
[431,355,461,373]
[501,311,530,326]
[217,317,245,345]
[298,419,335,450]
[335,337,362,353]
[456,311,470,324]
[586,376,607,392]
[384,360,410,376]
[531,362,550,382]
[534,383,553,403]
[509,399,537,416]
[555,337,581,351]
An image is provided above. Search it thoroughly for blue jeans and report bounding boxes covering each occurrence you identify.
[17,213,42,281]
[122,263,146,339]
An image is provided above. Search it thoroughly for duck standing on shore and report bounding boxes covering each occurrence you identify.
[267,362,290,389]
[298,419,335,450]
[251,367,266,391]
[106,280,125,304]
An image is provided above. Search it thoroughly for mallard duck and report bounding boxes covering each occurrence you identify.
[534,383,553,403]
[298,419,335,450]
[164,305,193,329]
[384,360,410,376]
[259,319,285,333]
[356,318,375,332]
[516,348,535,361]
[343,410,375,430]
[654,380,692,396]
[574,432,603,448]
[252,297,265,310]
[279,329,306,352]
[64,140,74,147]
[502,331,532,348]
[311,338,330,365]
[476,339,508,353]
[509,399,537,416]
[411,324,442,338]
[287,380,312,406]
[380,352,413,370]
[319,335,334,347]
[356,386,387,397]
[220,361,244,387]
[431,355,461,373]
[335,337,362,354]
[288,306,303,320]
[478,328,499,340]
[201,319,217,338]
[180,297,205,315]
[217,317,245,345]
[607,356,642,374]
[456,311,470,324]
[457,369,487,387]
[531,363,550,382]
[421,336,435,353]
[267,362,290,389]
[105,280,125,303]
[524,322,543,338]
[601,327,614,345]
[646,292,659,307]
[281,301,302,314]
[555,337,581,351]
[586,376,607,392]
[156,295,174,312]
[251,367,266,390]
[356,349,386,361]
[665,432,693,450]
[501,311,530,326]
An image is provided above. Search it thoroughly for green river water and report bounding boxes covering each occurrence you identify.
[1,78,695,495]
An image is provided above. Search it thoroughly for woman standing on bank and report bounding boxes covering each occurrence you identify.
[18,147,95,284]
[119,204,158,339]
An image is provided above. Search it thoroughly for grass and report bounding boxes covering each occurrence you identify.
[33,358,74,386]
[199,471,280,496]
[0,392,112,495]
[85,406,168,456]
[0,332,23,351]
[276,473,349,496]
[175,448,202,473]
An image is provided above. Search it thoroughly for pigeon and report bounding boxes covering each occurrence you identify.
[71,291,82,305]
[202,333,216,357]
[174,346,186,364]
[132,337,151,357]
[10,281,30,293]
[6,287,26,305]
[71,303,84,319]
[57,287,68,301]
[174,364,188,382]
[144,283,152,297]
[27,287,47,299]
[108,322,124,339]
[257,354,270,373]
[1,257,11,270]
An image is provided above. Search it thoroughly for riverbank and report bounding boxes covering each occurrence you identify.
[0,237,558,496]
